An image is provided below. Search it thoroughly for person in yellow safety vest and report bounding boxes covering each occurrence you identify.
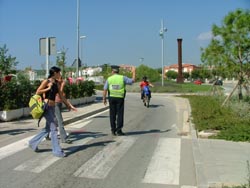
[103,65,135,136]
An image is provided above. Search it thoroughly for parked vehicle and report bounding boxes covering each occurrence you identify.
[194,79,202,85]
[214,79,223,85]
[209,78,223,85]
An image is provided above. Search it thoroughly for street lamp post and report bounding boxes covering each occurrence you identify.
[80,35,86,67]
[76,0,80,78]
[139,57,144,64]
[159,19,167,86]
[57,51,63,75]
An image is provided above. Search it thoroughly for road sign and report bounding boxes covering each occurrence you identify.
[39,37,56,56]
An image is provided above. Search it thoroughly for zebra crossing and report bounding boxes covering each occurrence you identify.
[14,137,94,173]
[73,136,137,179]
[0,119,196,187]
[142,137,181,185]
[0,135,186,186]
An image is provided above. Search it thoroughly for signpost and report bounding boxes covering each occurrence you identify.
[39,37,56,77]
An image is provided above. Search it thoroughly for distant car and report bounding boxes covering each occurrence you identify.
[214,80,223,85]
[194,80,202,85]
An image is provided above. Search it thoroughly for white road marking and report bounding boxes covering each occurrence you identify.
[14,153,60,173]
[0,122,93,161]
[66,120,93,129]
[73,136,137,179]
[14,137,94,173]
[85,109,109,120]
[142,137,181,185]
[63,137,94,153]
[0,136,32,160]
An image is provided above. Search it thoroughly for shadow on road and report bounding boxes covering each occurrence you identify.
[146,104,164,108]
[0,128,36,135]
[126,129,171,136]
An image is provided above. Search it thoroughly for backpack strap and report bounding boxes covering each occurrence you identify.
[37,110,45,127]
[37,79,50,127]
[37,100,48,127]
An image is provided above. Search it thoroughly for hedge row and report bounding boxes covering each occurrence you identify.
[0,79,95,111]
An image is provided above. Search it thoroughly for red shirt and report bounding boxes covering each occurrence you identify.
[140,81,149,89]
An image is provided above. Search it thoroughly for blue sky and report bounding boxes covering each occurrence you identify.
[0,0,249,70]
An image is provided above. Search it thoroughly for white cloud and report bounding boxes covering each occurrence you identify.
[197,31,213,41]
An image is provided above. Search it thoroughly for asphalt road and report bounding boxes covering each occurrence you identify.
[0,93,196,188]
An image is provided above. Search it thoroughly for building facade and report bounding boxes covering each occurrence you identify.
[164,63,200,75]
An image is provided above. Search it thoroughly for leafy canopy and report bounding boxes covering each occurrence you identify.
[201,9,250,79]
[0,44,18,75]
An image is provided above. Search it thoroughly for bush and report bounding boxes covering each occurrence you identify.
[183,95,250,142]
[0,79,38,110]
[84,80,96,96]
[64,81,95,99]
[0,79,96,111]
[0,80,20,110]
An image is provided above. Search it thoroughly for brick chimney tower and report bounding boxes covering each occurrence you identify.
[177,38,184,83]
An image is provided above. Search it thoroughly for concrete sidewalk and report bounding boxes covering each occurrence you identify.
[191,126,250,188]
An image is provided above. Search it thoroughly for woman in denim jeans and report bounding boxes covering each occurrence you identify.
[29,66,77,157]
[55,76,72,143]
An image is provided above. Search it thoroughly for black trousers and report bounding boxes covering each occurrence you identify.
[108,97,124,132]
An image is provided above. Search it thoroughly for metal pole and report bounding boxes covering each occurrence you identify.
[139,57,144,64]
[76,0,80,78]
[80,38,82,66]
[46,37,49,78]
[80,36,86,67]
[160,19,167,87]
[161,21,164,87]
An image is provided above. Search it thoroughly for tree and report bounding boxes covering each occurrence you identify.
[183,72,190,80]
[119,68,132,78]
[0,44,18,76]
[191,69,202,80]
[166,70,178,80]
[136,64,160,82]
[201,9,250,100]
[56,47,68,77]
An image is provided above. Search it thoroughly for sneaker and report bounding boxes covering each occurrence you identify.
[111,131,116,136]
[53,151,66,158]
[29,144,39,152]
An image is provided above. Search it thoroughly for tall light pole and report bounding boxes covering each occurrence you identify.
[139,57,144,64]
[80,35,86,67]
[76,0,80,78]
[57,51,64,76]
[159,19,167,86]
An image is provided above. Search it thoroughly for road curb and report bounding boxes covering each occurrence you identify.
[187,99,209,188]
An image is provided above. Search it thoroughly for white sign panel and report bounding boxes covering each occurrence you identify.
[39,37,56,56]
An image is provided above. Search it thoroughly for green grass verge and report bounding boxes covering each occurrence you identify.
[126,81,212,93]
[182,95,250,142]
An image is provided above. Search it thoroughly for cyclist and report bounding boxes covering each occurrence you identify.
[139,76,154,100]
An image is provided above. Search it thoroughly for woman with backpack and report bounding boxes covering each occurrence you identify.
[45,75,72,143]
[29,66,77,157]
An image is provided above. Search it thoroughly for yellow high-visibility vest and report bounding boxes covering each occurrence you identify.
[107,74,125,98]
